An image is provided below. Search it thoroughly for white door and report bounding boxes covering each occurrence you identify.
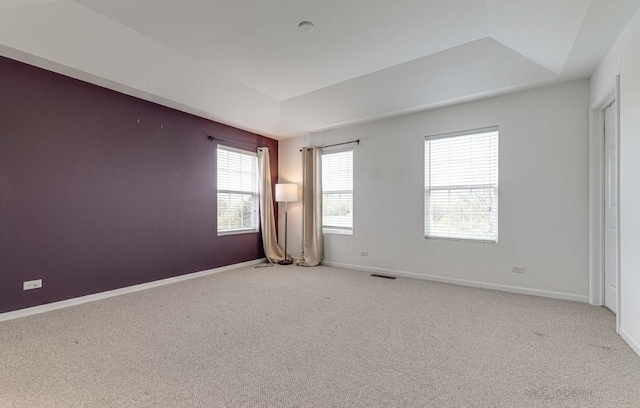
[604,101,618,313]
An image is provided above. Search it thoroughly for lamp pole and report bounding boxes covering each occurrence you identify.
[281,201,291,265]
[275,183,297,265]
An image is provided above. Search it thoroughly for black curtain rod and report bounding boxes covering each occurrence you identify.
[207,135,267,151]
[300,139,360,152]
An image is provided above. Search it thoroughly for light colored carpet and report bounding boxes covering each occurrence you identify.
[0,264,639,408]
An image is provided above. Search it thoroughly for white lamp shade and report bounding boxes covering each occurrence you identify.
[275,183,298,202]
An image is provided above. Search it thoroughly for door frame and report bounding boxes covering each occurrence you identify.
[589,75,621,333]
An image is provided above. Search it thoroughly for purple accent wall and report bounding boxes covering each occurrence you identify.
[0,56,278,313]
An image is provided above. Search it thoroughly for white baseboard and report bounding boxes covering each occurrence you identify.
[321,261,590,303]
[620,328,640,358]
[0,258,266,323]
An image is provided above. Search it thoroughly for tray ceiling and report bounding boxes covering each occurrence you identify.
[1,0,639,136]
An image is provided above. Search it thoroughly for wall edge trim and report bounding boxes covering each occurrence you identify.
[0,258,266,323]
[321,261,589,303]
[620,328,640,358]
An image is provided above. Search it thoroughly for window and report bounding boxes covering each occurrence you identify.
[322,149,353,233]
[217,146,259,234]
[424,127,498,242]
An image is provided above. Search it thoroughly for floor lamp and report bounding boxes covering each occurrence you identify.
[275,183,298,265]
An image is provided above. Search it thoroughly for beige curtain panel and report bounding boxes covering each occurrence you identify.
[296,146,323,266]
[257,148,285,263]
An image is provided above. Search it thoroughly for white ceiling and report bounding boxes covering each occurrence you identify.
[75,0,489,101]
[1,0,639,137]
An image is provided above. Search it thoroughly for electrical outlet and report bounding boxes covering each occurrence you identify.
[23,279,42,290]
[511,265,525,274]
[360,250,368,257]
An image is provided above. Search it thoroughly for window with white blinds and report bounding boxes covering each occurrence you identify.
[322,149,353,233]
[217,146,259,234]
[424,127,499,242]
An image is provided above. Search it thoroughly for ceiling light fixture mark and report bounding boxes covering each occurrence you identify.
[298,21,315,33]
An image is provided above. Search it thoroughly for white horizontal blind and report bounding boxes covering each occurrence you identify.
[322,149,353,231]
[425,128,498,242]
[217,146,259,234]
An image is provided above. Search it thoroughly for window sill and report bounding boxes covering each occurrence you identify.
[425,236,497,244]
[323,228,353,236]
[218,229,260,236]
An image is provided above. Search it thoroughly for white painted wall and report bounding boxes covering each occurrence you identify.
[279,80,590,302]
[591,7,640,356]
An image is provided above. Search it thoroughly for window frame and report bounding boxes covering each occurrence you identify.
[321,147,354,235]
[216,145,260,236]
[424,127,499,244]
